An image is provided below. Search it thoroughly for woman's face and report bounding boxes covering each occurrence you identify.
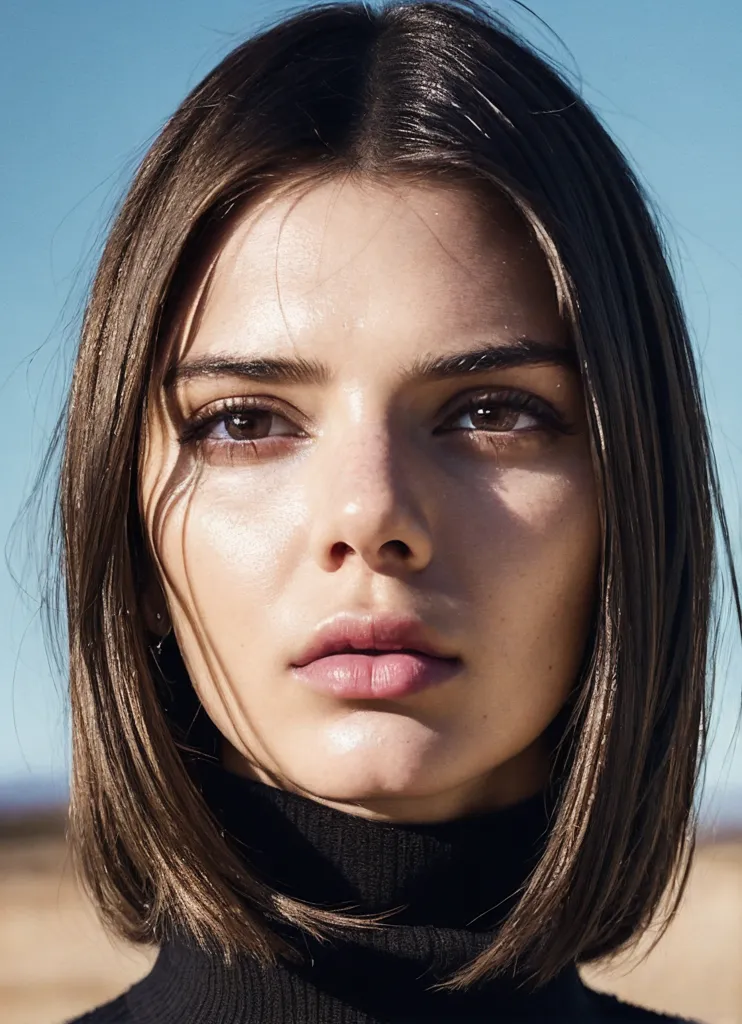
[141,177,600,822]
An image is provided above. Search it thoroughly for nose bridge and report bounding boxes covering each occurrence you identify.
[307,399,432,570]
[324,414,403,524]
[341,418,394,496]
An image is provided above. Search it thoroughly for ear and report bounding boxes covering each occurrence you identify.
[141,584,171,636]
[139,555,171,636]
[134,517,172,636]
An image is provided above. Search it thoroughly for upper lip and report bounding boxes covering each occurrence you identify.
[291,613,459,668]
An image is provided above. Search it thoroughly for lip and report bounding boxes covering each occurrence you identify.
[291,651,461,699]
[289,612,461,699]
[291,612,458,667]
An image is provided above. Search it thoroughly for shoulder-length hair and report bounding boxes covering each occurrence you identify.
[43,0,740,992]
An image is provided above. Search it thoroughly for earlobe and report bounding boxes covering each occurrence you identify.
[154,609,172,635]
[142,585,172,637]
[138,539,172,636]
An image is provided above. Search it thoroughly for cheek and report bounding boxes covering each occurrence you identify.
[456,453,599,585]
[151,474,307,723]
[504,464,599,664]
[452,454,600,684]
[503,462,599,582]
[157,476,304,617]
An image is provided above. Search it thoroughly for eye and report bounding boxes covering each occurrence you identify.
[437,389,567,435]
[180,398,303,446]
[208,407,295,442]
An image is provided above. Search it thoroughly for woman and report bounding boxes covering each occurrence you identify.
[49,0,739,1020]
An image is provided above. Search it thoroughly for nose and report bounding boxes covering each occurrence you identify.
[306,418,434,575]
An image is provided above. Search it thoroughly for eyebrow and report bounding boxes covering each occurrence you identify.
[164,338,578,391]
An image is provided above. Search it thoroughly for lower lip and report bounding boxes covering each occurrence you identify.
[291,652,462,699]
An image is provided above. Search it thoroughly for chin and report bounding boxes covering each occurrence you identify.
[274,712,469,814]
[298,759,433,803]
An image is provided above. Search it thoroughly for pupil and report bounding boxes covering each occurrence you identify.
[471,402,515,430]
[225,411,266,440]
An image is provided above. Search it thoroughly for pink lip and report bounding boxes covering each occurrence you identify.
[292,612,457,668]
[291,651,461,699]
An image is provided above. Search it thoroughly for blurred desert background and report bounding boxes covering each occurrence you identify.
[1,801,739,1024]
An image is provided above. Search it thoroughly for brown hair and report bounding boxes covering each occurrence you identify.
[41,0,741,992]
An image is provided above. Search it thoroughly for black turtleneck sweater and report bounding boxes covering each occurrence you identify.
[69,761,698,1023]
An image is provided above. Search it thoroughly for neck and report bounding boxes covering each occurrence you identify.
[197,757,558,927]
[122,757,597,1022]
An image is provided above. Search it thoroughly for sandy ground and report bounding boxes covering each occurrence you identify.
[0,818,740,1024]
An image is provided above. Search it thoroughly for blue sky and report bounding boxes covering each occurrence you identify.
[1,0,740,816]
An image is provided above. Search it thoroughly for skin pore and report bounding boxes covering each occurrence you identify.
[140,176,600,824]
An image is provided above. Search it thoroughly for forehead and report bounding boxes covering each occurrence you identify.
[173,177,564,364]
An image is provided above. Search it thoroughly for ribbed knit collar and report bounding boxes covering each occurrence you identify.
[195,757,558,930]
[125,759,598,1022]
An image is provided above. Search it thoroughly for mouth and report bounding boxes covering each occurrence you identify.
[325,647,442,658]
[290,649,462,699]
[290,612,460,692]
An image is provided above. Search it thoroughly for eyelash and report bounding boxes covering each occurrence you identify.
[178,388,574,453]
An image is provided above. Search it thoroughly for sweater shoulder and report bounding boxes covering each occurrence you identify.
[586,985,701,1022]
[63,993,131,1024]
